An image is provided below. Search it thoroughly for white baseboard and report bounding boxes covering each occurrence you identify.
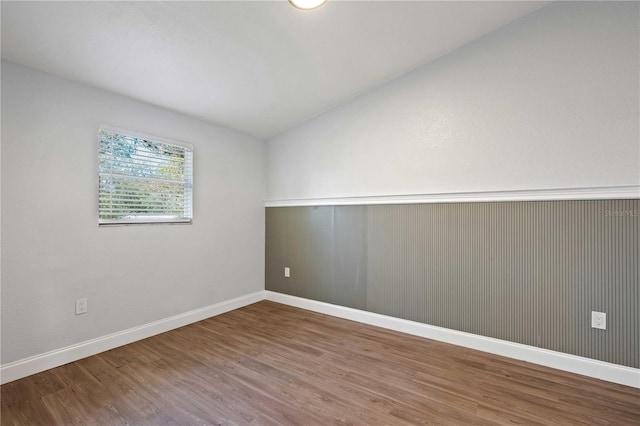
[4,290,638,389]
[264,184,640,207]
[265,291,640,389]
[0,290,266,385]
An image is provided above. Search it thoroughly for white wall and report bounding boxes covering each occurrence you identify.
[1,61,265,364]
[266,1,640,201]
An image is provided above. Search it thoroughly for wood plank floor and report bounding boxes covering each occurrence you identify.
[2,301,638,425]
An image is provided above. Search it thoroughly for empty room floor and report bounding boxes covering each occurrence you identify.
[1,301,638,425]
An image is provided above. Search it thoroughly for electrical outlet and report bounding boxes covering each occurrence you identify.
[76,297,88,315]
[591,311,606,330]
[284,267,290,278]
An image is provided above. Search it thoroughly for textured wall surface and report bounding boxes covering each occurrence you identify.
[267,1,639,201]
[266,200,639,368]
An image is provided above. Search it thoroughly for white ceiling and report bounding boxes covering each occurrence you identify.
[1,1,549,139]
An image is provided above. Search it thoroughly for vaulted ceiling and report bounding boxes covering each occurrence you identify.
[1,1,549,138]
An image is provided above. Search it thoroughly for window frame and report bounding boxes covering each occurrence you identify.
[98,125,193,226]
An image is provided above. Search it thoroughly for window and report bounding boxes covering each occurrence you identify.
[98,126,193,225]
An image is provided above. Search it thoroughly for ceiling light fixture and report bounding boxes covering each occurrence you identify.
[289,0,328,11]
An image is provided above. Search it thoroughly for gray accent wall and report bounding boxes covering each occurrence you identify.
[266,200,639,368]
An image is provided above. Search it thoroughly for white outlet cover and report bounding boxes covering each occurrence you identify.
[76,297,88,315]
[284,267,290,278]
[591,311,606,330]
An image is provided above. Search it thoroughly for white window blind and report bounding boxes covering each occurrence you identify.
[98,126,193,225]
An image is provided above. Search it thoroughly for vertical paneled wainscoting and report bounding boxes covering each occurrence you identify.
[265,200,639,368]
